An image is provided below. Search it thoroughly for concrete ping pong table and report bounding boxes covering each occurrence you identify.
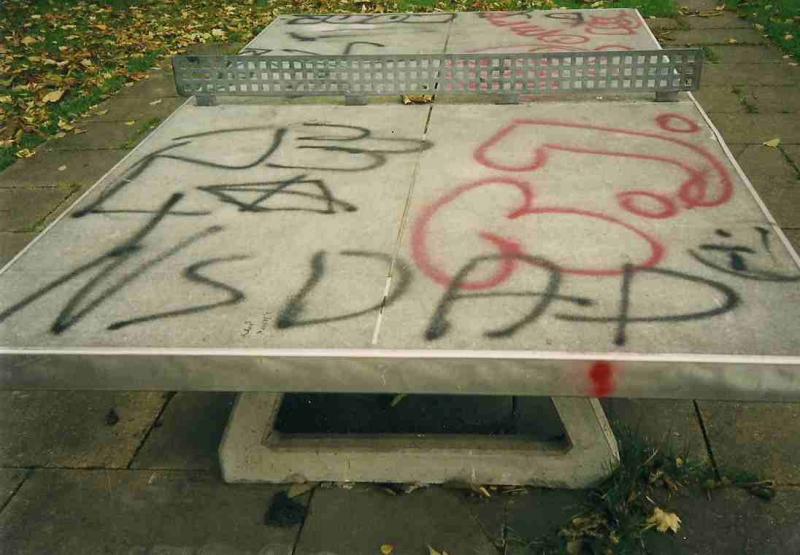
[1,9,799,488]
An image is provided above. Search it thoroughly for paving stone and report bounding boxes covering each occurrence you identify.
[0,232,34,267]
[131,392,236,471]
[697,401,800,484]
[81,95,185,123]
[646,17,681,31]
[710,112,800,144]
[753,183,800,228]
[703,63,800,86]
[294,485,502,554]
[0,391,166,468]
[601,399,709,461]
[0,469,301,554]
[644,487,800,553]
[666,28,767,45]
[0,148,128,189]
[678,0,718,11]
[117,69,180,98]
[0,186,73,232]
[682,13,752,29]
[783,229,800,250]
[704,44,784,64]
[0,469,28,509]
[782,145,800,170]
[505,489,588,552]
[735,144,800,183]
[694,85,746,113]
[42,121,141,151]
[736,85,800,114]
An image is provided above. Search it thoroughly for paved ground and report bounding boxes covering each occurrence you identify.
[1,6,800,554]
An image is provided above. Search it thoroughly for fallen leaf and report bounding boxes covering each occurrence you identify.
[380,545,394,555]
[427,547,449,555]
[390,394,406,407]
[58,165,67,171]
[727,38,738,44]
[148,98,163,106]
[0,95,12,104]
[211,28,226,38]
[286,482,315,498]
[16,148,35,158]
[80,58,93,68]
[763,138,781,147]
[402,94,433,104]
[21,36,37,46]
[124,120,136,126]
[785,34,795,41]
[95,109,109,115]
[647,507,681,533]
[73,128,87,135]
[755,23,765,31]
[41,89,65,103]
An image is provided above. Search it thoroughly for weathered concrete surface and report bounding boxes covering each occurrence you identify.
[0,148,128,189]
[698,401,800,484]
[0,468,28,508]
[445,9,658,53]
[645,487,800,553]
[505,489,588,552]
[248,13,453,56]
[0,469,302,554]
[0,186,73,232]
[0,391,165,468]
[379,101,800,356]
[0,104,430,352]
[131,392,235,470]
[601,399,708,460]
[293,485,502,554]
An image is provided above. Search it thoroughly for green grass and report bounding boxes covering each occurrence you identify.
[505,429,775,553]
[727,0,800,59]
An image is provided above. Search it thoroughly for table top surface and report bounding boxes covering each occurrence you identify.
[1,9,799,397]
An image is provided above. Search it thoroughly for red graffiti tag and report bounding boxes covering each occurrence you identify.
[474,116,734,215]
[411,177,665,290]
[588,361,616,397]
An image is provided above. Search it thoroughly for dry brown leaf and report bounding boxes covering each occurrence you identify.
[402,94,433,104]
[41,89,65,103]
[15,148,35,158]
[286,482,315,498]
[0,95,12,104]
[647,507,681,533]
[763,138,781,147]
[21,36,37,46]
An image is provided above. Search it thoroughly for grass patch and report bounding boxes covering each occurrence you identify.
[726,0,800,59]
[506,429,775,553]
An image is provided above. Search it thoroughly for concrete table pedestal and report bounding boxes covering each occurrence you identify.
[219,393,620,488]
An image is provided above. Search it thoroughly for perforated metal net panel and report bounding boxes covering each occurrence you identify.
[172,49,703,100]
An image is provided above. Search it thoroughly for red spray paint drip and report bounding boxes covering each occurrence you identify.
[589,361,616,397]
